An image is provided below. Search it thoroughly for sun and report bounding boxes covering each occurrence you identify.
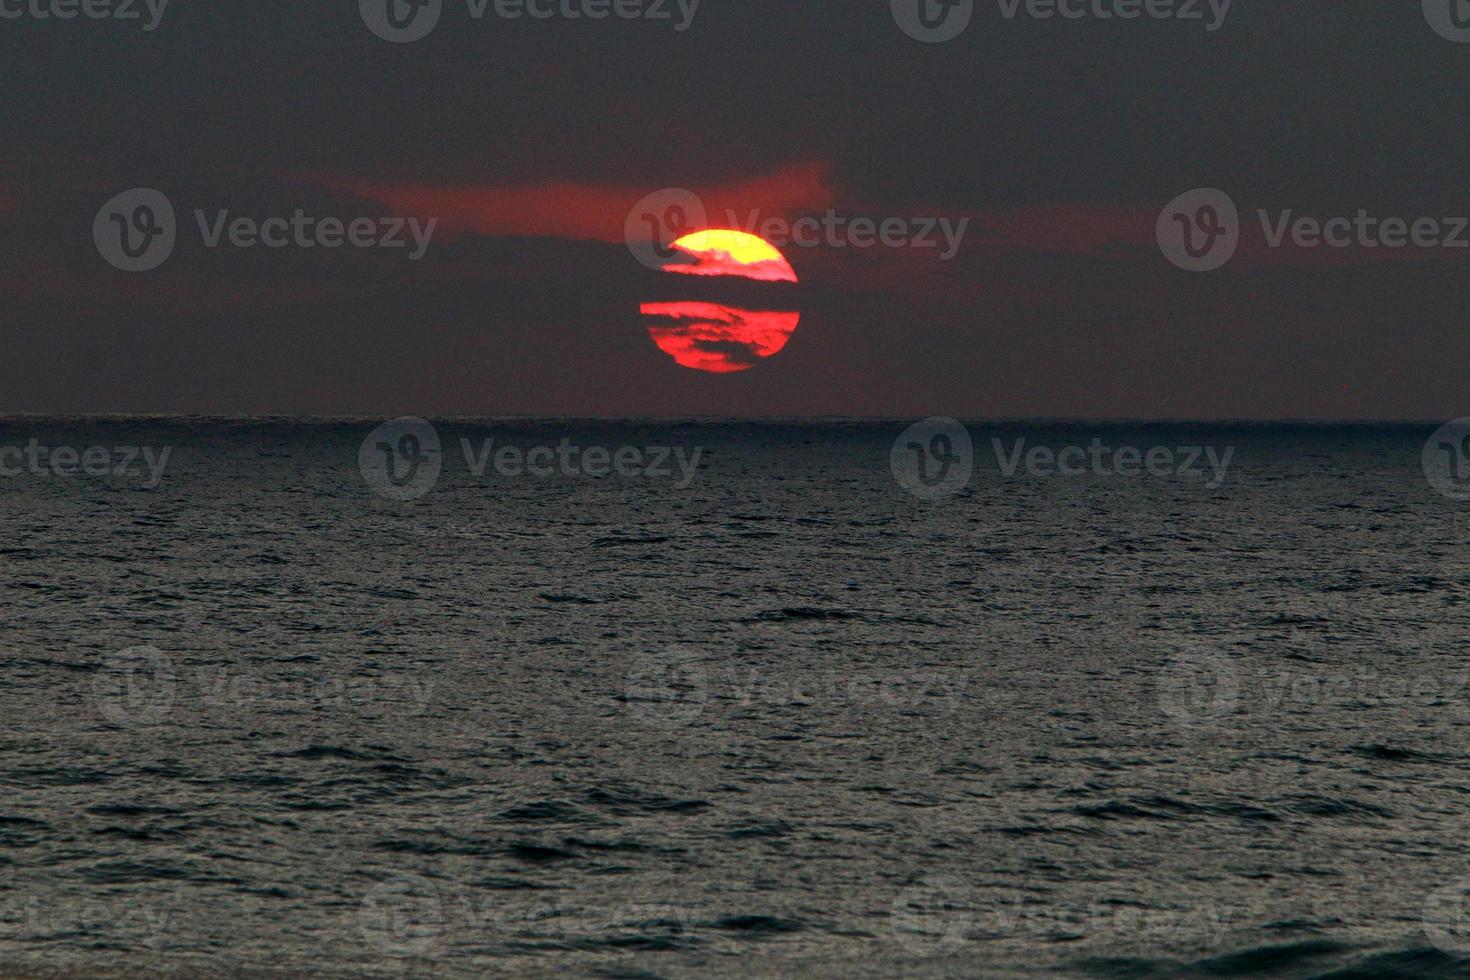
[640,229,801,373]
[662,229,799,282]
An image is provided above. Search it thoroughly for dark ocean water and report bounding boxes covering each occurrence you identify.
[3,418,1470,978]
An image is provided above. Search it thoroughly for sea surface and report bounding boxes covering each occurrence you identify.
[2,418,1470,978]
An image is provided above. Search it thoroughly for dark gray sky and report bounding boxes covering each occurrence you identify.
[3,0,1468,417]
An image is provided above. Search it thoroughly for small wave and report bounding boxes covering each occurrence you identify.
[85,803,184,818]
[498,800,585,822]
[1281,795,1393,819]
[22,657,98,673]
[274,745,407,762]
[1258,613,1332,628]
[725,820,792,839]
[1072,801,1174,821]
[76,860,196,884]
[1076,940,1350,977]
[0,814,50,827]
[706,914,804,935]
[1351,744,1434,763]
[1313,947,1470,977]
[561,836,672,855]
[584,786,711,816]
[507,842,579,863]
[578,933,696,952]
[988,824,1101,838]
[1071,796,1279,823]
[757,607,860,622]
[1192,939,1354,975]
[93,825,184,842]
[592,535,670,547]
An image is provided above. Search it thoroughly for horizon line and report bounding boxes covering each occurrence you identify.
[0,413,1455,427]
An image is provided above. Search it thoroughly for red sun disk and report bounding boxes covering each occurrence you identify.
[640,230,801,373]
